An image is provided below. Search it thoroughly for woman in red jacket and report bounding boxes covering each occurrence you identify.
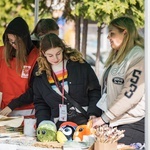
[0,17,39,117]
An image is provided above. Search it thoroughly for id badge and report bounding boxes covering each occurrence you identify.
[21,65,31,78]
[96,93,108,112]
[59,104,67,121]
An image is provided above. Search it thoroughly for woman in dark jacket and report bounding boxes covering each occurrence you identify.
[33,33,102,128]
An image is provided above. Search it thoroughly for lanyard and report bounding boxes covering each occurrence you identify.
[51,60,65,104]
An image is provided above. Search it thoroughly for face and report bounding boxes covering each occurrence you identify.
[107,26,126,51]
[37,127,57,142]
[43,47,63,65]
[37,121,57,142]
[7,34,18,50]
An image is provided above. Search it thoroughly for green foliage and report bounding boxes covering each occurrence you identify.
[71,0,144,28]
[0,0,144,45]
[0,0,32,44]
[0,0,52,45]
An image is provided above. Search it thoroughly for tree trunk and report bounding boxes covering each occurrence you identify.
[75,16,81,51]
[81,19,88,58]
[95,26,101,78]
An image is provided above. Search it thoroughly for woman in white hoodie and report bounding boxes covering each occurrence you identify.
[92,16,144,145]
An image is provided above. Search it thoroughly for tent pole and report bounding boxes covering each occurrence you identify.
[145,0,150,149]
[34,0,39,26]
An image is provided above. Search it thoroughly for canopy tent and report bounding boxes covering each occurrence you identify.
[34,0,149,149]
[34,0,39,26]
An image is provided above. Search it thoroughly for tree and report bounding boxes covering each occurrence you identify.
[0,0,144,78]
[71,0,144,76]
[0,0,31,44]
[0,0,54,45]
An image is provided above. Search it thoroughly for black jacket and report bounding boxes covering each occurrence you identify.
[33,60,102,125]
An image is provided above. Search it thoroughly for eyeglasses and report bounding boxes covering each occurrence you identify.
[9,40,16,45]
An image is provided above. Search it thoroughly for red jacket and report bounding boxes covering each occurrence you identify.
[0,46,38,110]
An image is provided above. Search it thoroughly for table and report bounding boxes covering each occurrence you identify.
[0,143,54,150]
[0,136,62,150]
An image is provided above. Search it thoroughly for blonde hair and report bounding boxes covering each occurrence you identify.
[105,16,144,67]
[36,33,84,77]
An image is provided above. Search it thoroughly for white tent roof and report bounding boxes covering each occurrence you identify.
[34,0,149,149]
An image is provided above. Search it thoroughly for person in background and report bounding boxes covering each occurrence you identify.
[33,33,102,128]
[31,18,59,49]
[91,16,145,145]
[0,17,39,117]
[63,19,75,48]
[56,13,66,39]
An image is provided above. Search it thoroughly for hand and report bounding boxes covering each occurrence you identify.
[0,106,12,116]
[89,115,96,120]
[92,117,105,128]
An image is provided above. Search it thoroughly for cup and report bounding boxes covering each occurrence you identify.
[94,141,117,150]
[0,92,2,107]
[23,118,36,137]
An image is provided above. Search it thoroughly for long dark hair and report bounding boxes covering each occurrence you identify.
[3,17,33,73]
[31,18,59,38]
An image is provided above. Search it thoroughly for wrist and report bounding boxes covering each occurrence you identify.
[101,113,110,123]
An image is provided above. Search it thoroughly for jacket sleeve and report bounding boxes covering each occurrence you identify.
[7,64,38,110]
[33,77,51,126]
[86,64,102,117]
[102,57,145,123]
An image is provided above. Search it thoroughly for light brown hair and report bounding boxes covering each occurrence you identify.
[36,33,84,77]
[105,16,144,67]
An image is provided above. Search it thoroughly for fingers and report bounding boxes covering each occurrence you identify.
[0,106,12,116]
[92,117,105,128]
[91,117,98,128]
[89,115,96,120]
[0,110,8,116]
[0,110,9,116]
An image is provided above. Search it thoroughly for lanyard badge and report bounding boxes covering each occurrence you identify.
[51,60,67,121]
[59,104,67,121]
